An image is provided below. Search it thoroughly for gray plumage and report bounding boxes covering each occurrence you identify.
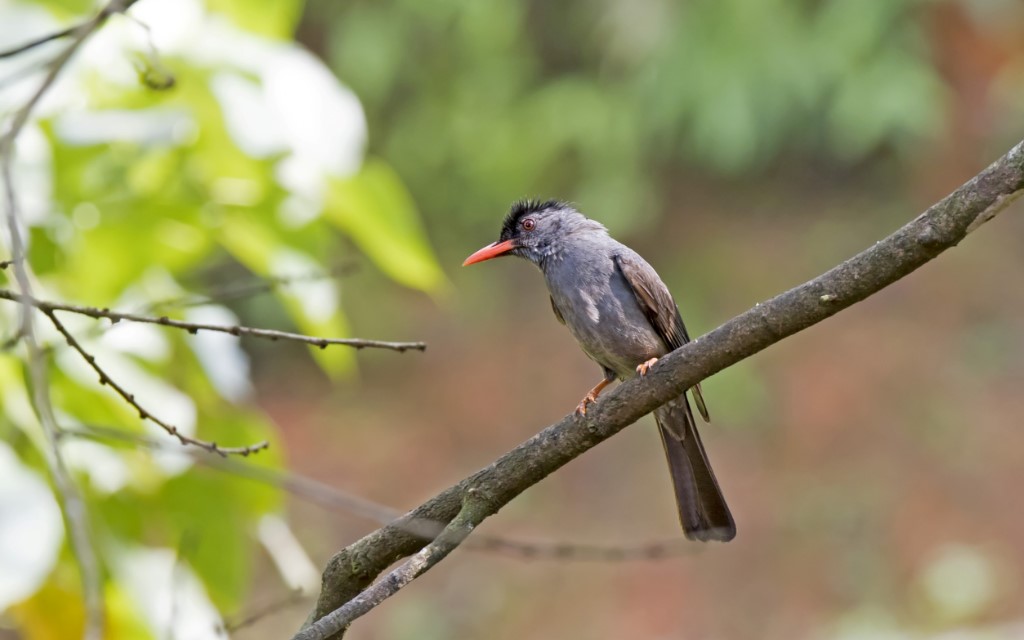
[469,199,735,541]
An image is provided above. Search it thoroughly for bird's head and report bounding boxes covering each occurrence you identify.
[463,199,603,267]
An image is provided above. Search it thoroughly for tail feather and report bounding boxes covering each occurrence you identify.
[654,394,735,542]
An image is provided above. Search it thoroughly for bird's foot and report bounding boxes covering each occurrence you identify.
[575,378,613,416]
[636,357,659,376]
[575,392,599,416]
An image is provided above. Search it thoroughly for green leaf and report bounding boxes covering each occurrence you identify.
[280,293,357,377]
[156,475,251,609]
[324,160,448,295]
[216,214,280,274]
[207,0,305,39]
[34,0,93,17]
[218,215,357,375]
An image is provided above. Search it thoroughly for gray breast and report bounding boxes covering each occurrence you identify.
[544,249,667,378]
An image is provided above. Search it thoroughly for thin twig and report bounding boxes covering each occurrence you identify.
[0,4,137,151]
[65,424,402,522]
[0,23,82,60]
[466,535,692,561]
[65,424,695,562]
[0,289,426,352]
[122,14,175,90]
[1,324,26,351]
[295,501,485,640]
[223,590,310,633]
[0,60,52,94]
[0,2,145,637]
[44,310,269,457]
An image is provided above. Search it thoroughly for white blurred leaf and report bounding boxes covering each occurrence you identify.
[257,515,319,595]
[0,442,63,610]
[184,306,252,402]
[111,546,227,640]
[263,47,367,178]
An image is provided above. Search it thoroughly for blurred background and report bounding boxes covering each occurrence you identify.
[2,0,1024,638]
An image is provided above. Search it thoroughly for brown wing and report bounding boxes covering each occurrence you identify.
[613,252,710,422]
[549,295,565,325]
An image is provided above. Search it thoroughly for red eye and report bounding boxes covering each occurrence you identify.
[522,218,536,231]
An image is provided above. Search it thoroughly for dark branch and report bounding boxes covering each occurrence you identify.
[301,139,1024,637]
[0,0,139,61]
[296,499,488,640]
[0,23,82,59]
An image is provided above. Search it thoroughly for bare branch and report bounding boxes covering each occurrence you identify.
[0,0,139,61]
[66,424,695,562]
[0,2,141,150]
[223,590,310,633]
[0,289,426,352]
[1,3,148,637]
[303,139,1024,637]
[0,61,49,93]
[295,499,487,640]
[1,324,26,351]
[0,23,82,60]
[466,536,693,562]
[43,310,269,457]
[67,424,400,521]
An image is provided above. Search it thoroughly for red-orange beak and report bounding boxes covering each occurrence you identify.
[462,239,516,266]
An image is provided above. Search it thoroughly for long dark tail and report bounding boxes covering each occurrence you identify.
[654,394,736,542]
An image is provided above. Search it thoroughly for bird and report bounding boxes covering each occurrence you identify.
[463,199,735,542]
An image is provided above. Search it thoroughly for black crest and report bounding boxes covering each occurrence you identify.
[500,198,564,239]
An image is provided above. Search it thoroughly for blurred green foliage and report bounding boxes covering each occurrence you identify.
[0,0,444,636]
[315,0,946,233]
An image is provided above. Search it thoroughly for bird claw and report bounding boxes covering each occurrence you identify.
[575,392,598,416]
[575,378,613,416]
[636,357,659,376]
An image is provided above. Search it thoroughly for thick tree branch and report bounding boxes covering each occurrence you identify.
[303,139,1024,637]
[297,498,489,640]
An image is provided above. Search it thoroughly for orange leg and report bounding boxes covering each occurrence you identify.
[636,357,658,376]
[575,378,613,416]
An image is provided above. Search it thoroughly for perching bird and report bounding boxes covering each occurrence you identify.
[463,199,735,542]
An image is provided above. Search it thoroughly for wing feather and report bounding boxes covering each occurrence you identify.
[550,295,565,325]
[613,252,710,422]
